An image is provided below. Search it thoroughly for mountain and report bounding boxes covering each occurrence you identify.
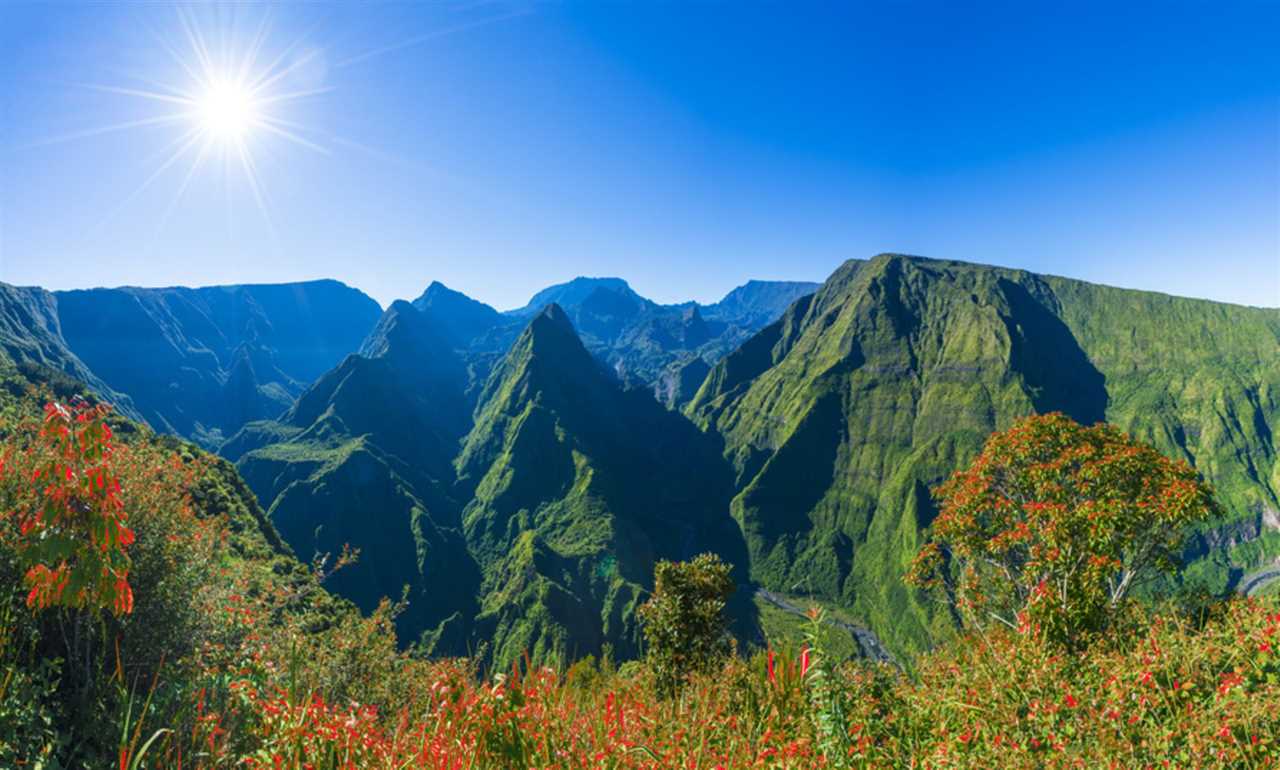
[225,300,746,663]
[453,304,743,663]
[227,257,1280,665]
[687,254,1280,656]
[53,280,381,447]
[508,277,641,318]
[389,277,819,408]
[0,282,141,419]
[704,279,825,328]
[412,281,505,350]
[224,300,477,641]
[501,277,820,400]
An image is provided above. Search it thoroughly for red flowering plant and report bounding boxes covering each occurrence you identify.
[0,400,135,616]
[908,413,1221,648]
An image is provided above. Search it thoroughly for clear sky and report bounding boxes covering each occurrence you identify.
[1,1,1277,310]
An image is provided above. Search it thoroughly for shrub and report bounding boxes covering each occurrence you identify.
[637,553,735,695]
[1,401,136,616]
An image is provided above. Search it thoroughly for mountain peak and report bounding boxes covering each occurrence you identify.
[420,280,451,297]
[411,282,504,349]
[476,301,601,409]
[533,301,572,326]
[512,277,639,316]
[522,302,588,359]
[358,300,446,361]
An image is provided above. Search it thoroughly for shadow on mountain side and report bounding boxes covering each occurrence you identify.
[631,392,761,648]
[1000,279,1108,426]
[736,390,844,545]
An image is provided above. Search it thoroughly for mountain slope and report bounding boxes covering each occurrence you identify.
[0,282,142,420]
[453,304,744,663]
[226,299,748,662]
[412,281,506,351]
[688,254,1280,656]
[704,279,825,328]
[225,300,478,641]
[54,280,381,447]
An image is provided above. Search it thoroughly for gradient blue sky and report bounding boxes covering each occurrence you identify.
[1,1,1277,310]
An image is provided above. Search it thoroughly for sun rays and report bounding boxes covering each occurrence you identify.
[12,3,531,248]
[50,7,333,237]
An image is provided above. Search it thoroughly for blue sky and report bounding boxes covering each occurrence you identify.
[1,1,1276,310]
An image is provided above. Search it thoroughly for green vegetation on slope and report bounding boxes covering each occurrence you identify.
[224,300,477,644]
[221,255,1277,668]
[453,304,747,665]
[688,254,1280,658]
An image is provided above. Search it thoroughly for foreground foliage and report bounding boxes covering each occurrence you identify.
[2,394,1278,768]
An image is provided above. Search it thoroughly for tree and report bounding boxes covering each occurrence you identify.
[908,413,1221,648]
[638,553,735,694]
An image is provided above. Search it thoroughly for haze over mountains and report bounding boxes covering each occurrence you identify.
[54,281,383,447]
[0,255,1276,664]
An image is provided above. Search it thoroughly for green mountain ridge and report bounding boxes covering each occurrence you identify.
[687,253,1279,655]
[9,255,1274,667]
[454,303,745,663]
[228,301,747,662]
[225,299,477,641]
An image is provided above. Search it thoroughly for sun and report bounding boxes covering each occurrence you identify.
[196,79,260,140]
[54,7,334,233]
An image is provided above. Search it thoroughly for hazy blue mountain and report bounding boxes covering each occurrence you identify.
[0,282,140,419]
[507,277,641,318]
[54,280,381,447]
[385,277,820,407]
[499,276,819,396]
[412,281,506,350]
[703,279,824,327]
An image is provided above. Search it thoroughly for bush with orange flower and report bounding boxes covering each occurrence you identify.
[909,412,1221,648]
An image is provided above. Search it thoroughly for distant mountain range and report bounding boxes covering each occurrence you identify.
[34,276,815,449]
[413,276,821,406]
[0,257,1275,664]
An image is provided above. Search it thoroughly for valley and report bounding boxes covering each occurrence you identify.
[0,253,1274,667]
